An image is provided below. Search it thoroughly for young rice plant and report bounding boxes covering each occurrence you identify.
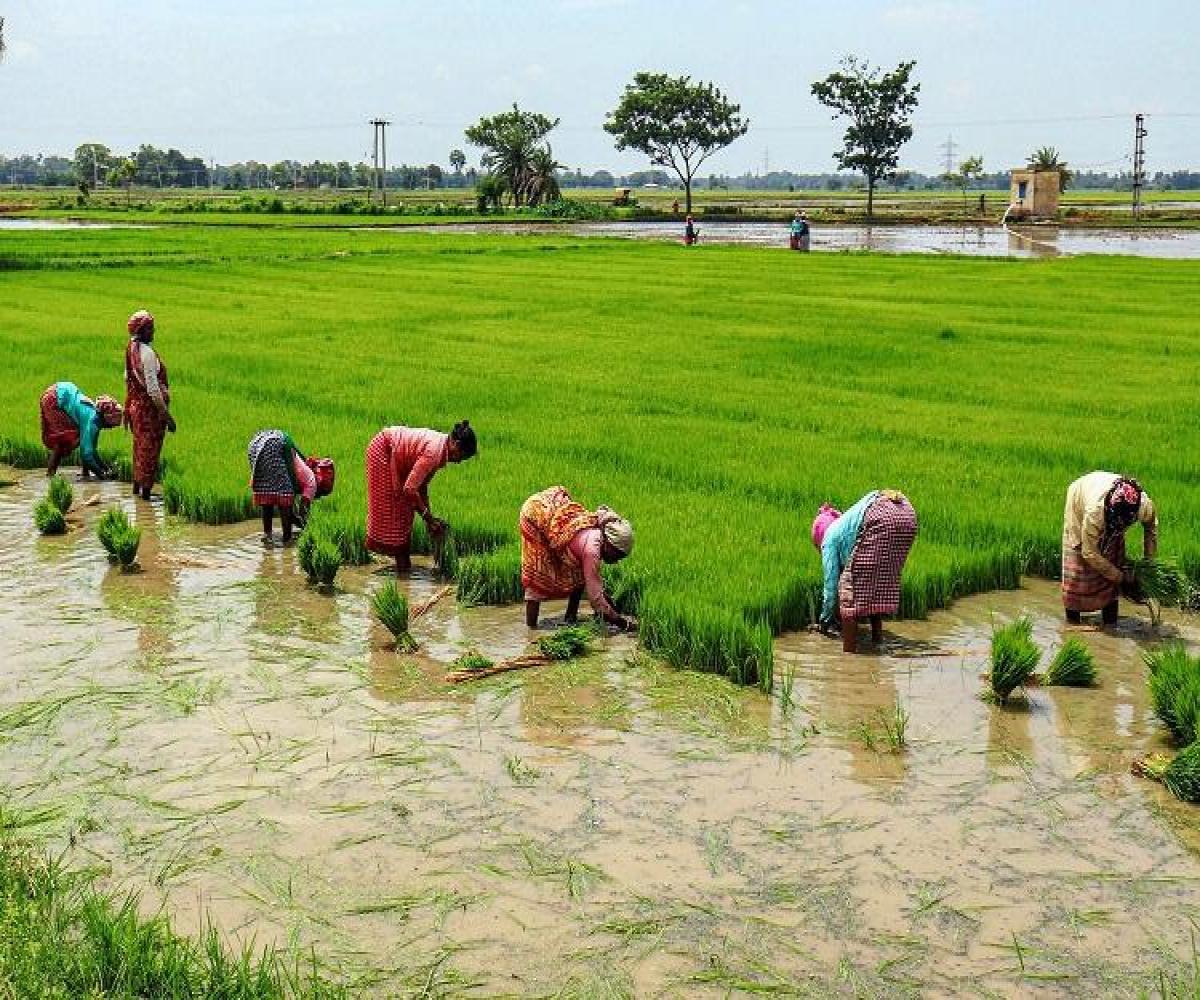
[33,499,66,535]
[372,581,416,652]
[46,474,73,513]
[989,616,1040,704]
[1043,637,1098,687]
[1145,644,1200,747]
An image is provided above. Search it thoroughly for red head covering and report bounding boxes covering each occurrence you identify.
[811,503,842,549]
[94,395,123,428]
[127,309,155,341]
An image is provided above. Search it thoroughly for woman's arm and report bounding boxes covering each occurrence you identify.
[1080,507,1122,582]
[819,542,842,624]
[78,413,107,476]
[1141,496,1159,559]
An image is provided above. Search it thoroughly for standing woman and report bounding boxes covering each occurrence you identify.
[365,421,477,571]
[247,429,335,544]
[811,490,919,652]
[123,310,176,500]
[1061,472,1157,625]
[39,381,122,478]
[519,485,637,631]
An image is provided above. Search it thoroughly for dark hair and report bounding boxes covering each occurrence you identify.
[450,419,477,459]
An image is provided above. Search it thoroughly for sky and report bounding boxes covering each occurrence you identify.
[1,0,1197,177]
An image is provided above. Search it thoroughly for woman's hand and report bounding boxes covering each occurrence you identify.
[426,516,448,539]
[165,412,177,434]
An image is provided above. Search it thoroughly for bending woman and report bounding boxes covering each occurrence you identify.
[247,430,334,544]
[520,485,637,631]
[1061,471,1157,625]
[124,310,176,500]
[365,421,477,571]
[39,381,123,478]
[812,490,919,652]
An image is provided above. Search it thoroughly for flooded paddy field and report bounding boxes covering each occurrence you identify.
[3,469,1199,996]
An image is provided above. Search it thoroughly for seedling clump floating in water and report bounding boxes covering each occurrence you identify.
[46,474,73,514]
[452,649,494,672]
[537,624,597,661]
[372,581,416,652]
[33,499,66,535]
[297,524,341,588]
[988,616,1040,704]
[1043,637,1097,687]
[97,507,140,568]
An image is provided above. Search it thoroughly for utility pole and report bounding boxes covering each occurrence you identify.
[369,118,391,206]
[1132,113,1147,220]
[939,134,958,176]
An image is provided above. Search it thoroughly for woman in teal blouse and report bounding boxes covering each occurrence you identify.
[39,381,123,478]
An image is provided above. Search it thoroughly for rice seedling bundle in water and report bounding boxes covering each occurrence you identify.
[372,581,416,651]
[989,616,1040,703]
[1043,637,1097,687]
[97,506,130,559]
[537,624,596,661]
[298,524,342,587]
[32,499,66,535]
[46,474,73,514]
[1127,558,1192,624]
[1135,744,1200,803]
[1145,643,1200,746]
[111,524,141,570]
[452,649,494,672]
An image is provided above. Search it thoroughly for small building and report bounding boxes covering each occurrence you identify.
[1008,167,1060,220]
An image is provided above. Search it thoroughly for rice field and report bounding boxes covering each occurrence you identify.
[3,225,1200,685]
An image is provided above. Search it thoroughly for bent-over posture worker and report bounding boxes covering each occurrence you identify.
[124,309,176,500]
[519,485,637,632]
[789,211,811,251]
[1061,471,1157,625]
[812,490,919,652]
[247,429,335,544]
[365,421,477,571]
[39,381,122,478]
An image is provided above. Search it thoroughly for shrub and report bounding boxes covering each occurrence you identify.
[1146,644,1200,746]
[33,499,66,535]
[372,581,416,651]
[46,474,73,513]
[1043,637,1097,687]
[989,616,1040,703]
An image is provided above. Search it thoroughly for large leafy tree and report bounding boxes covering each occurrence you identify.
[465,104,559,208]
[1027,146,1072,191]
[811,56,920,218]
[604,72,748,214]
[449,148,466,174]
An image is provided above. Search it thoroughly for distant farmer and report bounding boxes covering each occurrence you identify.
[519,486,637,632]
[811,490,919,652]
[684,215,698,246]
[247,429,335,544]
[39,381,122,478]
[1061,471,1157,625]
[789,211,811,252]
[123,309,176,500]
[365,421,477,571]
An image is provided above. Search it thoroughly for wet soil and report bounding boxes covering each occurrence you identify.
[2,469,1199,996]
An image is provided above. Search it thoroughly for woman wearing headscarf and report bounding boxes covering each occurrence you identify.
[247,429,335,544]
[39,381,123,478]
[789,211,811,251]
[123,309,176,500]
[365,420,477,571]
[519,486,637,631]
[1061,471,1157,625]
[811,489,919,652]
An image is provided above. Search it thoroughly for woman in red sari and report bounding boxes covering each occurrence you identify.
[365,420,477,571]
[123,310,176,500]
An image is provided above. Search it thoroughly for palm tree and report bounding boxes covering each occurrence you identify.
[523,147,562,207]
[1027,146,1072,191]
[449,149,466,174]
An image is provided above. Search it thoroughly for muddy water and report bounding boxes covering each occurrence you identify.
[3,469,1200,996]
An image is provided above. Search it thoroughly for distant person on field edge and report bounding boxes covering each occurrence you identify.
[519,485,637,632]
[684,214,698,245]
[811,490,919,652]
[39,381,122,478]
[364,421,477,572]
[247,429,335,544]
[124,309,176,501]
[1061,472,1157,625]
[789,211,811,252]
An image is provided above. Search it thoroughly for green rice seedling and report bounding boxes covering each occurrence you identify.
[1145,644,1200,746]
[111,524,142,570]
[778,664,796,713]
[1135,743,1200,803]
[1127,557,1192,625]
[297,525,341,588]
[989,616,1040,704]
[1043,637,1098,687]
[537,624,597,661]
[371,581,416,651]
[46,474,73,513]
[878,698,910,751]
[33,498,66,535]
[452,648,494,672]
[97,506,130,559]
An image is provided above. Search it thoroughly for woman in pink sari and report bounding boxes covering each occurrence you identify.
[364,421,477,571]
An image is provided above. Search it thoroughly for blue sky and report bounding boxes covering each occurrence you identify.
[1,0,1196,175]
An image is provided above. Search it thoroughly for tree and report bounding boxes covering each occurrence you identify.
[449,149,466,174]
[942,154,983,205]
[465,104,559,208]
[522,147,562,206]
[604,72,748,214]
[73,144,114,188]
[1027,146,1072,191]
[811,56,920,219]
[108,159,137,206]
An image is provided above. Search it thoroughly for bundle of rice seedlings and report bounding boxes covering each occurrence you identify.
[1126,557,1192,625]
[96,507,130,559]
[989,615,1040,704]
[298,526,341,587]
[1134,743,1200,803]
[537,624,596,661]
[1042,637,1098,687]
[46,474,73,514]
[33,499,66,535]
[1145,644,1200,746]
[452,649,494,672]
[372,581,416,651]
[110,524,141,570]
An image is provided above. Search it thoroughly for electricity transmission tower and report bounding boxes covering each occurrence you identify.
[939,135,958,175]
[1132,114,1147,219]
[369,118,391,206]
